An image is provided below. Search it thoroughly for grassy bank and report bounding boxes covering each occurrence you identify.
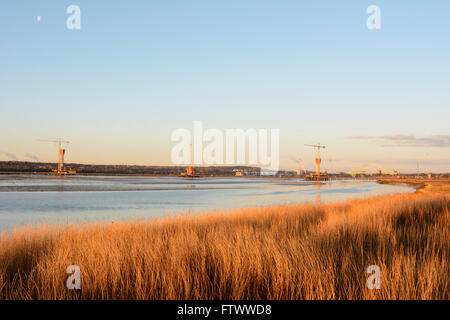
[378,178,450,194]
[0,187,448,300]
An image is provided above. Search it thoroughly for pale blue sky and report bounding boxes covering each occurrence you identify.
[0,1,449,172]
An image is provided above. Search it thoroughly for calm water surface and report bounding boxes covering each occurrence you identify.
[0,175,414,231]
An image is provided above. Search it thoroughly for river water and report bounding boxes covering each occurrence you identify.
[0,175,414,231]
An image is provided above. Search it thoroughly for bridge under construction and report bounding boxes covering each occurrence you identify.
[304,143,330,181]
[38,138,76,175]
[347,163,397,177]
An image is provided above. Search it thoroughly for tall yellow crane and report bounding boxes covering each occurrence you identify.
[38,138,70,174]
[305,143,327,179]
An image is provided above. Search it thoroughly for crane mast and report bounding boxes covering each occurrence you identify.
[38,138,72,174]
[304,143,329,181]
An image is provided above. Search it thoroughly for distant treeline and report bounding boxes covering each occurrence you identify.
[1,161,448,178]
[0,161,261,176]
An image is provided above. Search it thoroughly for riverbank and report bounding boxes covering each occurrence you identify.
[0,189,448,300]
[378,178,450,194]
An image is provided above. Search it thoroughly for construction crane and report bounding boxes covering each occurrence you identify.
[38,138,70,174]
[305,143,326,175]
[305,143,330,181]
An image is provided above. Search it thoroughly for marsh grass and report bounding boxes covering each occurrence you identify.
[0,193,448,300]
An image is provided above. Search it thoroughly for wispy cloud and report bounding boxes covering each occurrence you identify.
[347,134,450,148]
[24,153,40,161]
[1,151,17,160]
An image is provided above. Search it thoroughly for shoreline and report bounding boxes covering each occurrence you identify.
[0,178,416,233]
[378,178,450,195]
[378,178,427,192]
[0,178,434,229]
[0,179,445,234]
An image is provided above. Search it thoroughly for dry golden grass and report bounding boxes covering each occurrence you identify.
[0,192,448,300]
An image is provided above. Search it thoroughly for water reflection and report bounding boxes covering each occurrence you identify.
[57,177,64,193]
[315,183,321,203]
[0,176,415,231]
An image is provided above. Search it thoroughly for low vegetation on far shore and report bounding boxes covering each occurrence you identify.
[378,178,450,195]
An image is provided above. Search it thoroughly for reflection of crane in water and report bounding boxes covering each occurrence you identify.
[38,138,75,175]
[315,183,321,203]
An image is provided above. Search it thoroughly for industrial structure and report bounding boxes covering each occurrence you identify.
[346,163,397,177]
[38,138,76,175]
[180,143,198,177]
[185,165,195,176]
[304,143,330,181]
[296,159,306,176]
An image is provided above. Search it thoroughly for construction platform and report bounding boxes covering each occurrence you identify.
[305,174,331,181]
